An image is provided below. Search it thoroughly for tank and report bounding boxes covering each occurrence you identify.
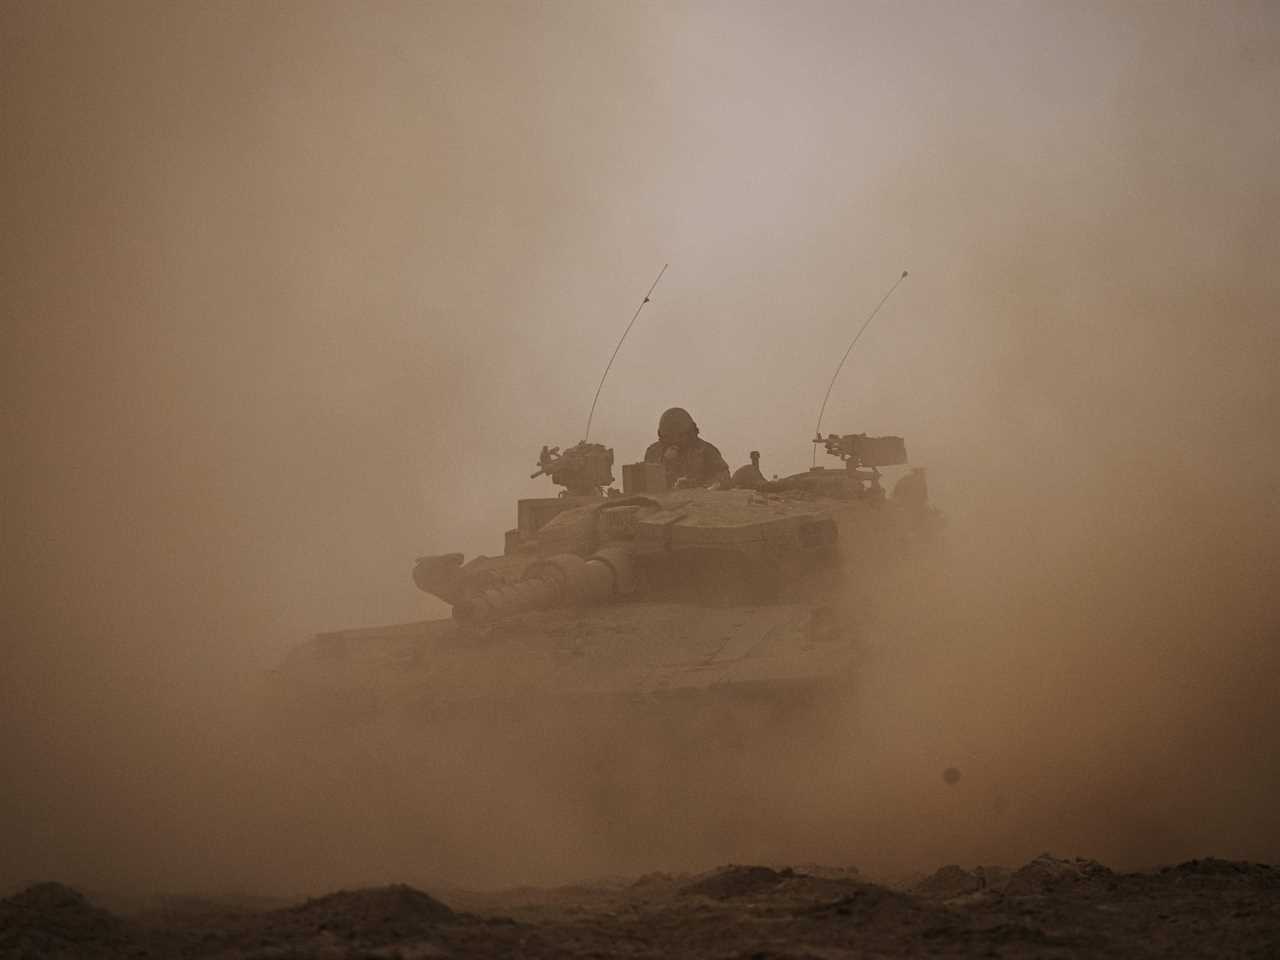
[271,431,942,736]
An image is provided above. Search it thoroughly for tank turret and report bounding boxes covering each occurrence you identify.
[409,430,934,624]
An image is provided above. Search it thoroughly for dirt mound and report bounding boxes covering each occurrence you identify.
[0,882,132,958]
[282,883,455,940]
[1004,853,1115,895]
[788,863,860,882]
[680,865,794,899]
[801,883,927,929]
[912,864,984,899]
[629,871,689,895]
[1159,858,1280,887]
[911,864,1014,899]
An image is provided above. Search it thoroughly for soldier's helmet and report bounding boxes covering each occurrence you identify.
[657,407,698,443]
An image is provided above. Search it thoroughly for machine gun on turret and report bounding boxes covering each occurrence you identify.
[794,432,907,498]
[815,432,908,469]
[530,442,615,497]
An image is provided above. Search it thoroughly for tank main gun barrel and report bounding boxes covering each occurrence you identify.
[452,547,634,624]
[412,552,466,604]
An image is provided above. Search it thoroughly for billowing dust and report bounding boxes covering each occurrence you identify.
[2,1,1278,899]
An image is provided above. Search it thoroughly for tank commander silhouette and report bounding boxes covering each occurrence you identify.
[644,407,731,489]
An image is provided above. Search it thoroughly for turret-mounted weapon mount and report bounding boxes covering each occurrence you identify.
[808,432,910,498]
[813,433,908,470]
[531,441,615,497]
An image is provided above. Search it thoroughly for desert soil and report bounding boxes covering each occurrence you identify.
[3,854,1278,958]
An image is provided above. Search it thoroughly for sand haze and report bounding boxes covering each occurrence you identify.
[2,1,1278,895]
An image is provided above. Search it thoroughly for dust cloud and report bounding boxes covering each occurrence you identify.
[2,1,1278,897]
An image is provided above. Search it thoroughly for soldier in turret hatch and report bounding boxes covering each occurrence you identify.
[644,407,731,489]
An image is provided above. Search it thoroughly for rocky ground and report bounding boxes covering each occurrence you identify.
[3,855,1278,958]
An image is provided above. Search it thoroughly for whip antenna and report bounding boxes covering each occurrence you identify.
[811,269,909,465]
[583,263,668,442]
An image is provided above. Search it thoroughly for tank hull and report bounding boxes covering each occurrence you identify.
[273,601,860,729]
